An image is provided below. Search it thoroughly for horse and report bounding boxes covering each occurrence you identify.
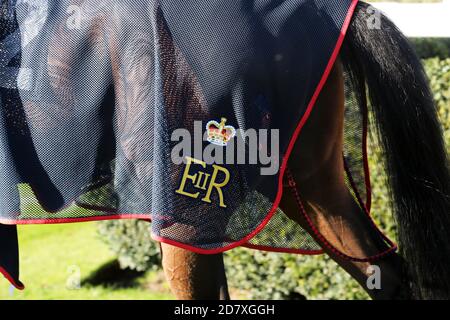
[0,0,448,300]
[159,2,450,300]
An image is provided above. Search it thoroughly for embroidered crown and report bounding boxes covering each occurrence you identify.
[206,118,236,146]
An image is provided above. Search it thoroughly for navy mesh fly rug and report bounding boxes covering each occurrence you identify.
[0,0,396,289]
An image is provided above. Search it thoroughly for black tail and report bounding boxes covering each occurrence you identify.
[341,2,450,299]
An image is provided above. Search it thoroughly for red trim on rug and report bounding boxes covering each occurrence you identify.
[281,0,396,262]
[0,1,359,261]
[343,158,397,250]
[0,214,150,225]
[151,234,324,256]
[0,266,24,290]
[286,167,397,263]
[361,90,372,212]
[310,93,397,261]
[341,90,398,255]
[150,0,360,255]
[243,243,323,255]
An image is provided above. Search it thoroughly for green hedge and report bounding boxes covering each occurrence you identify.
[411,38,450,59]
[97,57,450,300]
[424,58,450,133]
[97,220,160,272]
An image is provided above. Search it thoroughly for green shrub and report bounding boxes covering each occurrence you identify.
[224,57,450,300]
[98,57,450,300]
[225,248,370,300]
[97,219,161,272]
[424,58,450,131]
[411,38,450,60]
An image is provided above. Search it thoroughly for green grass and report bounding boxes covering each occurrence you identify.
[17,183,101,219]
[0,222,173,300]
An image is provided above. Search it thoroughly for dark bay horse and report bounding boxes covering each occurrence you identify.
[159,2,450,300]
[0,0,448,300]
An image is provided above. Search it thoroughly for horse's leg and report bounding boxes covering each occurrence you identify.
[279,58,405,300]
[160,243,230,300]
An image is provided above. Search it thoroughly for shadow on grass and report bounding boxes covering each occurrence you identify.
[287,292,307,300]
[82,260,146,289]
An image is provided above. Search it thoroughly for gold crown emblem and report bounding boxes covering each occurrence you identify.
[206,118,236,146]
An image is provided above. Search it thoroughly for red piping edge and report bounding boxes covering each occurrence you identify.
[361,87,373,212]
[343,158,398,254]
[0,214,151,225]
[358,97,397,249]
[243,243,323,255]
[282,92,399,262]
[282,15,399,262]
[0,0,359,263]
[150,0,360,255]
[0,266,24,290]
[151,233,324,256]
[287,168,397,263]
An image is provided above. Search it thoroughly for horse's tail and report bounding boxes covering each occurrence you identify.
[340,1,450,299]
